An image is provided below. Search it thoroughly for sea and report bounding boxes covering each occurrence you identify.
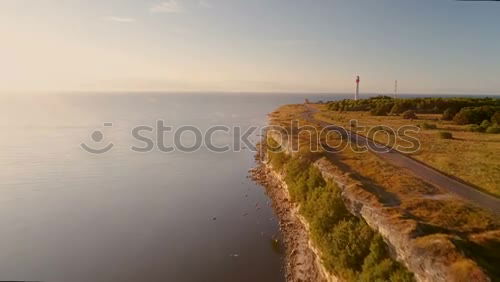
[0,92,341,282]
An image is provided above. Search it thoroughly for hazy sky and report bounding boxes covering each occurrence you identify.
[1,0,499,94]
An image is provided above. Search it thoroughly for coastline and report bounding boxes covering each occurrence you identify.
[250,146,334,282]
[251,103,499,282]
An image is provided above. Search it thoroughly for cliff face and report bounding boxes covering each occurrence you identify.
[266,133,491,282]
[314,158,490,282]
[251,158,334,282]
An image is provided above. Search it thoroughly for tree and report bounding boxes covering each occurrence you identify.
[442,108,458,121]
[453,106,495,125]
[491,111,500,125]
[402,110,417,120]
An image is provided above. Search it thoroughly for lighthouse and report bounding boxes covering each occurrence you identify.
[355,75,360,101]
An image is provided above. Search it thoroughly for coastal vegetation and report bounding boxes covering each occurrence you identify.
[402,110,417,120]
[327,97,500,132]
[267,141,414,281]
[266,103,500,280]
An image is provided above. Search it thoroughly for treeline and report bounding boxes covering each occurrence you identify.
[267,138,414,282]
[327,96,500,130]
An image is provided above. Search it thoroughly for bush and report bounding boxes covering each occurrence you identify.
[302,183,349,234]
[327,97,500,119]
[277,154,414,281]
[306,166,325,191]
[419,122,437,130]
[284,158,326,202]
[438,131,453,139]
[389,269,415,282]
[371,103,393,116]
[480,120,491,129]
[442,108,458,121]
[267,137,290,170]
[491,111,500,124]
[321,218,374,272]
[402,110,417,120]
[390,102,411,115]
[486,126,500,134]
[467,124,484,133]
[359,235,414,281]
[269,151,289,170]
[453,106,496,125]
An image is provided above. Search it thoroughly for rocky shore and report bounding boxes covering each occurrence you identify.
[250,143,338,282]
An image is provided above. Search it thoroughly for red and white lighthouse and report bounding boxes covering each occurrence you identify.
[355,75,360,100]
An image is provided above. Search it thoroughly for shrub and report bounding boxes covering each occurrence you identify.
[284,157,326,202]
[389,269,415,282]
[486,126,500,134]
[359,235,414,281]
[452,110,470,125]
[491,111,500,124]
[442,108,458,120]
[321,218,374,272]
[419,122,437,130]
[267,137,290,170]
[402,110,417,120]
[453,106,496,125]
[361,235,388,269]
[278,155,415,281]
[306,166,325,191]
[269,151,289,170]
[327,97,500,116]
[371,103,393,116]
[390,102,411,115]
[302,184,349,234]
[480,120,491,129]
[467,124,484,133]
[438,131,453,139]
[286,175,307,202]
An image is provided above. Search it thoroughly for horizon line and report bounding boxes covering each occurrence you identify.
[1,90,499,98]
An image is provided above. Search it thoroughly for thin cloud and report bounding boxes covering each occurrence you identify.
[105,16,136,23]
[150,1,183,13]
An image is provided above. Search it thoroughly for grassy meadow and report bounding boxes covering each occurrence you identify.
[314,108,500,197]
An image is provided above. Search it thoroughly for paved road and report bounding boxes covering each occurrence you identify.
[303,105,500,215]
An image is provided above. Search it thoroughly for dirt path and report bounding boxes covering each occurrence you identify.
[303,105,500,215]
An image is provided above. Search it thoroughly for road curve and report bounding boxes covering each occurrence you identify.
[303,105,500,216]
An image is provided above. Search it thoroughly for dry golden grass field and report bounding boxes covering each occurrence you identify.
[313,105,500,197]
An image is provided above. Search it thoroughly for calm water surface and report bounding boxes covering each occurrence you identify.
[0,93,336,282]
